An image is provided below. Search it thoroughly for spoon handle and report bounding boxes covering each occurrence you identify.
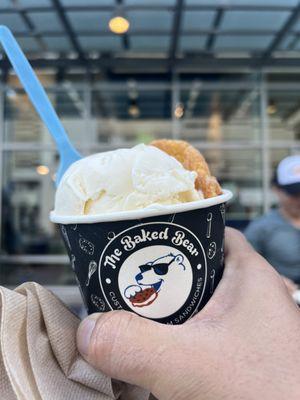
[0,26,77,156]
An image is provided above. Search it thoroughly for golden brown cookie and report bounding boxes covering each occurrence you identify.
[150,139,222,198]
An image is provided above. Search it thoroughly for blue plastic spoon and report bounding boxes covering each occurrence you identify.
[0,26,81,185]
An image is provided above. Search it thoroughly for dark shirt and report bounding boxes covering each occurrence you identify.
[244,209,300,284]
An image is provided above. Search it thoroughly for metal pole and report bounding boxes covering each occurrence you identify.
[259,72,271,214]
[171,72,181,139]
[83,80,92,155]
[0,84,4,249]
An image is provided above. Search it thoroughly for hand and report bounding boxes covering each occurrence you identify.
[77,228,300,400]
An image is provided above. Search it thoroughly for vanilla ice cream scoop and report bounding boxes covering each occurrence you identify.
[53,144,202,216]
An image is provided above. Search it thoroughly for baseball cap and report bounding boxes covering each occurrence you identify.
[276,155,300,195]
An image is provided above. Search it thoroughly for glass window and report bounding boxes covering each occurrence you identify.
[43,36,72,52]
[4,88,43,143]
[221,11,290,30]
[90,84,173,146]
[1,150,63,256]
[267,88,300,141]
[78,35,122,51]
[62,0,113,5]
[0,13,27,33]
[201,148,263,229]
[127,11,173,31]
[17,37,40,53]
[185,0,297,5]
[279,34,297,50]
[4,86,87,147]
[27,12,64,32]
[18,0,51,6]
[130,36,170,51]
[180,35,207,51]
[179,85,261,142]
[67,11,112,31]
[182,11,216,30]
[126,0,175,5]
[0,0,13,8]
[215,35,274,51]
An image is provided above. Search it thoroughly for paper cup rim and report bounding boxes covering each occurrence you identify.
[50,189,232,224]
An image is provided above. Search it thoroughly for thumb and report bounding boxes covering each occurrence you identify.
[77,310,172,390]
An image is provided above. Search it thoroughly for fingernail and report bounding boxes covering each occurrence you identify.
[77,314,99,356]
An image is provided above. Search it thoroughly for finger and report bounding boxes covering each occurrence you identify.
[225,227,277,275]
[77,310,174,391]
[192,228,278,321]
[224,227,254,259]
[218,228,259,290]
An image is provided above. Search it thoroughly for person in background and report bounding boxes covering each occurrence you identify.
[245,155,300,285]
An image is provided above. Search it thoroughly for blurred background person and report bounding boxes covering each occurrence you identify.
[245,155,300,285]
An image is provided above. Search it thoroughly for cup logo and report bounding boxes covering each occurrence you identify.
[99,222,207,323]
[119,246,192,319]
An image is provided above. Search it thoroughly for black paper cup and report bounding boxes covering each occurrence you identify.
[50,190,232,324]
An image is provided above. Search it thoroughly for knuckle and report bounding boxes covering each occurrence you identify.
[225,226,239,235]
[225,227,244,240]
[88,311,136,366]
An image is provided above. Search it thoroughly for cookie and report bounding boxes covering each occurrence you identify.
[130,287,158,307]
[151,139,222,198]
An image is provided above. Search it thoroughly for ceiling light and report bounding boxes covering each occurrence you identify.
[128,99,140,118]
[128,104,140,117]
[109,15,130,35]
[174,103,184,119]
[127,79,139,100]
[36,165,49,175]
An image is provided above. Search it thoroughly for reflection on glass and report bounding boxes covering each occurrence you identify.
[181,87,260,142]
[4,88,42,143]
[199,148,263,230]
[4,87,86,146]
[1,151,64,255]
[268,90,300,141]
[91,85,173,145]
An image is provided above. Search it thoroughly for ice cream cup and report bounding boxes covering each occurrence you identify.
[50,190,232,324]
